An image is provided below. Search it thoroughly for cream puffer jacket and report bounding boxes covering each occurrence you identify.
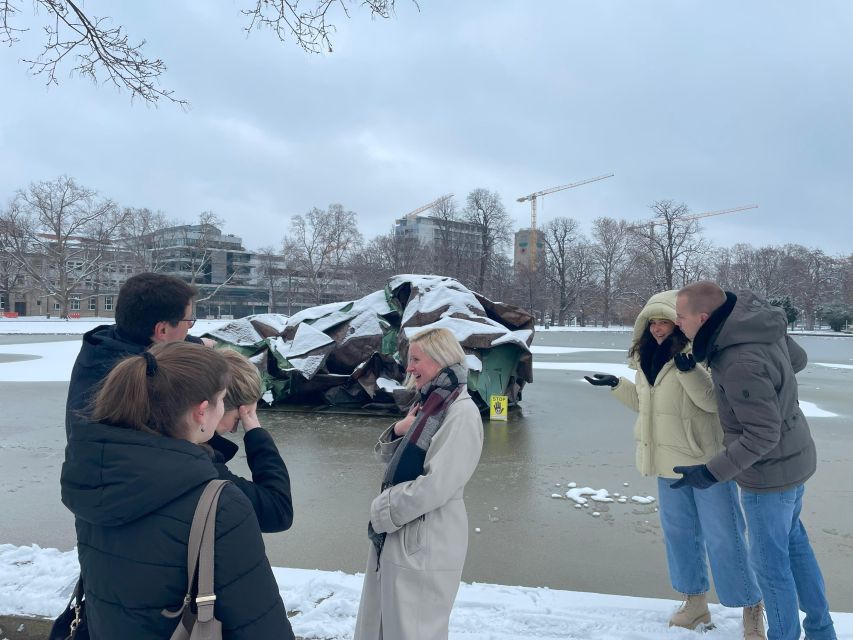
[610,290,723,478]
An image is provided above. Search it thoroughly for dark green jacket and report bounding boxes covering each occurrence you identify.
[694,290,815,492]
[61,422,294,640]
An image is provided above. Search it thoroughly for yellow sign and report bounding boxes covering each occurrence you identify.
[489,395,508,421]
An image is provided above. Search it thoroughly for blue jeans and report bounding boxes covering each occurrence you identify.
[741,485,836,640]
[658,477,760,607]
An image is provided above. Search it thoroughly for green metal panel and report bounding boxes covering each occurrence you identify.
[467,344,522,403]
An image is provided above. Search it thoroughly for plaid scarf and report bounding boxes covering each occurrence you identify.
[368,363,467,564]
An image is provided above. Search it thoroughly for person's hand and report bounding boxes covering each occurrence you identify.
[201,337,216,348]
[584,374,619,388]
[673,353,697,372]
[393,403,420,437]
[671,464,717,490]
[238,402,261,432]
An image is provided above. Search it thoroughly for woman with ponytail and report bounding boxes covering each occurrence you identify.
[60,341,294,640]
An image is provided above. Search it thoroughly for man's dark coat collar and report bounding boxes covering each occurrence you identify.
[692,291,737,363]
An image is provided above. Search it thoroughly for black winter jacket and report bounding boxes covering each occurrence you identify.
[65,324,204,437]
[694,290,816,492]
[213,428,294,533]
[65,325,294,533]
[61,422,295,640]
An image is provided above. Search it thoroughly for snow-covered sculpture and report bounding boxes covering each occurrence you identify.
[204,275,534,413]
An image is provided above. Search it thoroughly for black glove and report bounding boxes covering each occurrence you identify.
[673,353,696,372]
[671,464,717,490]
[584,373,619,388]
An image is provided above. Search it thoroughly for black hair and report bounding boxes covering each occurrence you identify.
[628,324,689,363]
[115,273,198,344]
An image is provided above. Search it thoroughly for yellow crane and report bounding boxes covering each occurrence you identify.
[404,194,454,221]
[517,174,614,268]
[626,204,758,231]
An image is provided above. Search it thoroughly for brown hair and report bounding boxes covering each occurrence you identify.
[219,349,263,410]
[677,281,726,315]
[115,273,198,344]
[92,341,230,439]
[628,323,689,362]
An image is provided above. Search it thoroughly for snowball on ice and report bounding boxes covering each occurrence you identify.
[565,487,614,505]
[631,496,656,505]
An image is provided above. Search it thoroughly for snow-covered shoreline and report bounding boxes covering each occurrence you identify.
[1,544,850,639]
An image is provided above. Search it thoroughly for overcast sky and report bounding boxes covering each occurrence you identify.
[1,1,851,255]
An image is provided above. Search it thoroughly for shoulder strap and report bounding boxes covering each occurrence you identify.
[195,480,228,624]
[163,479,230,640]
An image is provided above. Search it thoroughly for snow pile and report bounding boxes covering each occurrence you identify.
[2,544,851,639]
[565,487,615,505]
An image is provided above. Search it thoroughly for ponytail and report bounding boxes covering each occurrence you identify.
[92,342,230,439]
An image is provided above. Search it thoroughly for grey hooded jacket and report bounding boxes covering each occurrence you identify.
[696,290,815,492]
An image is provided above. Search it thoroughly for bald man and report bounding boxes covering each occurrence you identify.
[673,281,835,640]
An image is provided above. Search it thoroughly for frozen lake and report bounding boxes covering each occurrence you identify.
[0,330,851,610]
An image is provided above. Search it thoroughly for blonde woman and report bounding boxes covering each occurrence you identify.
[354,327,484,640]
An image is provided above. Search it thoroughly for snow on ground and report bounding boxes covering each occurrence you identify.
[798,401,838,418]
[530,346,624,355]
[532,361,635,378]
[0,317,227,335]
[535,324,633,332]
[814,362,853,370]
[0,340,81,382]
[2,544,851,639]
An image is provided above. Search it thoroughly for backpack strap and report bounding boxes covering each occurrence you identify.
[163,479,230,640]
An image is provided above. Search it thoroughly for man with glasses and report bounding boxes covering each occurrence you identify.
[65,273,209,438]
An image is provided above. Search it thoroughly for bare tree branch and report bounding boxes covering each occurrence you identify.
[2,0,187,106]
[3,1,417,104]
[241,0,411,54]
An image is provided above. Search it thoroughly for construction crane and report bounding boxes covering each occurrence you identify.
[626,204,758,232]
[517,173,614,268]
[403,194,454,221]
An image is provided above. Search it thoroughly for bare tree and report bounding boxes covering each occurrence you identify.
[513,257,547,323]
[348,231,423,296]
[629,200,707,290]
[283,203,363,305]
[4,176,126,318]
[840,253,853,307]
[591,216,630,327]
[177,211,227,285]
[568,239,597,326]
[430,195,470,283]
[2,0,413,104]
[782,245,834,330]
[255,245,286,313]
[0,207,27,313]
[463,188,512,294]
[541,216,581,325]
[118,207,172,272]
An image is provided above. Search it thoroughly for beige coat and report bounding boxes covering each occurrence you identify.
[610,290,723,478]
[353,388,484,640]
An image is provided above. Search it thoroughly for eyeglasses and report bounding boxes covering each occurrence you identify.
[181,315,197,328]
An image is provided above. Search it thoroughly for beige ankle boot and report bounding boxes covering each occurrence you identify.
[669,593,711,629]
[743,602,766,640]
